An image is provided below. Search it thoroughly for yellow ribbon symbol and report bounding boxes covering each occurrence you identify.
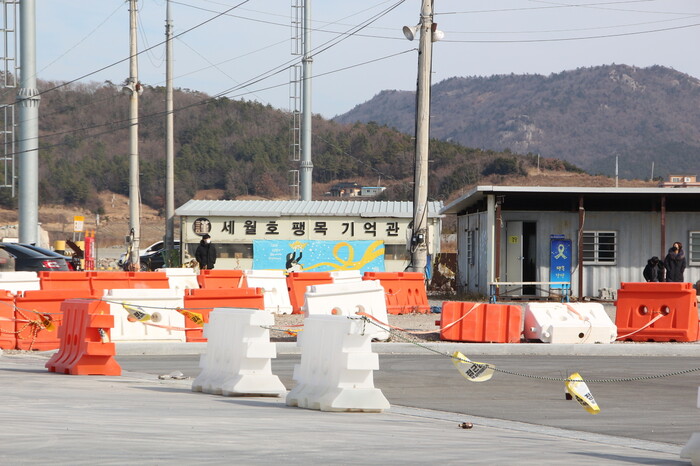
[305,240,385,271]
[554,243,567,259]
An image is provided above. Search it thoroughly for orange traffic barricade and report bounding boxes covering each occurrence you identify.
[38,271,91,291]
[286,272,333,314]
[615,282,699,342]
[15,289,98,351]
[363,272,430,314]
[126,271,170,289]
[88,271,131,294]
[439,301,522,343]
[196,270,246,289]
[46,299,121,376]
[183,287,265,342]
[0,290,16,349]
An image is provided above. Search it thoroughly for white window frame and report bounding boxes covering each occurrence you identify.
[582,230,617,265]
[689,231,700,266]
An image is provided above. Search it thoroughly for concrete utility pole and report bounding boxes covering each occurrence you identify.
[164,0,175,252]
[17,0,40,244]
[300,0,313,200]
[126,0,141,269]
[409,0,435,274]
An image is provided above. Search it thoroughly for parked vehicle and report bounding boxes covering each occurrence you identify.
[118,240,180,268]
[0,243,70,271]
[121,242,181,271]
[20,244,76,270]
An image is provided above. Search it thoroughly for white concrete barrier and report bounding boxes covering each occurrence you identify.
[330,270,362,284]
[103,288,186,342]
[192,308,285,396]
[243,270,293,314]
[158,267,200,291]
[302,280,389,341]
[681,387,700,465]
[524,302,617,344]
[286,315,390,412]
[0,272,40,295]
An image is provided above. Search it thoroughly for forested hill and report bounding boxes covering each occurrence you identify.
[335,64,700,180]
[0,77,627,214]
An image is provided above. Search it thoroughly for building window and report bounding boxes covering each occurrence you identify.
[466,230,475,266]
[384,244,409,261]
[689,232,700,265]
[582,231,616,264]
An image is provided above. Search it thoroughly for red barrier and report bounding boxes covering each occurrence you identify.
[183,287,265,341]
[38,271,91,291]
[0,290,16,349]
[286,272,333,314]
[46,299,121,376]
[615,282,699,342]
[363,272,430,314]
[126,271,170,289]
[15,289,97,350]
[196,270,246,289]
[88,271,131,294]
[439,302,522,343]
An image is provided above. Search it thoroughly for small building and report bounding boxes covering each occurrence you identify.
[176,200,442,273]
[329,182,361,197]
[662,174,700,188]
[361,186,386,197]
[441,186,700,299]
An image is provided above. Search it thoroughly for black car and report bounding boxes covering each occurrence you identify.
[20,244,76,270]
[0,243,70,271]
[122,243,181,271]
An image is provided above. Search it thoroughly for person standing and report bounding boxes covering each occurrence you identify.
[643,256,664,282]
[195,234,217,270]
[664,241,686,282]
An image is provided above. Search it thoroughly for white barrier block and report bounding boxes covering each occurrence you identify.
[302,280,389,341]
[0,272,40,294]
[158,267,200,291]
[680,387,700,465]
[103,288,186,342]
[192,308,285,397]
[524,303,617,344]
[286,315,390,412]
[243,270,293,314]
[329,270,362,284]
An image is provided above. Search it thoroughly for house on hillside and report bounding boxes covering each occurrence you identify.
[441,186,700,300]
[361,186,386,197]
[175,199,443,273]
[661,175,700,188]
[329,182,361,197]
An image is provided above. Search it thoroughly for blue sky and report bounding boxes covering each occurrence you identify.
[34,0,700,118]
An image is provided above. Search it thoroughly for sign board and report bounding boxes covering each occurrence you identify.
[549,238,571,289]
[73,216,85,233]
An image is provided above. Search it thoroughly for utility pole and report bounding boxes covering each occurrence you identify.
[300,0,313,200]
[164,0,175,252]
[126,0,141,269]
[408,0,436,274]
[17,0,39,244]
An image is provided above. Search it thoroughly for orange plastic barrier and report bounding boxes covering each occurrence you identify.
[438,302,522,343]
[0,290,16,349]
[46,299,121,376]
[183,287,265,341]
[615,282,699,342]
[38,271,91,291]
[196,270,246,289]
[125,271,170,289]
[286,272,333,314]
[15,289,98,351]
[88,271,131,294]
[363,272,430,314]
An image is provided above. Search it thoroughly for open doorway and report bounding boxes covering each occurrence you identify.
[505,221,537,296]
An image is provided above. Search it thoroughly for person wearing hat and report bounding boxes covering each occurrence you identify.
[195,234,217,270]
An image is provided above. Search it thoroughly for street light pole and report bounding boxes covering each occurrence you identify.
[126,0,141,269]
[409,0,435,274]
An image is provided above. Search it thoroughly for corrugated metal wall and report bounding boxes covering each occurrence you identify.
[456,210,700,298]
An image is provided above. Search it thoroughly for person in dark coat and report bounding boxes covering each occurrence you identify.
[643,256,664,282]
[664,242,686,282]
[195,234,217,270]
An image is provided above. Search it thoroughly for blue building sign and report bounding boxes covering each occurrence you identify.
[549,237,572,289]
[253,239,385,273]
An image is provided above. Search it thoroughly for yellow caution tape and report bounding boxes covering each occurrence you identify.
[39,314,56,332]
[176,309,204,327]
[566,372,601,414]
[123,304,151,322]
[452,351,494,383]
